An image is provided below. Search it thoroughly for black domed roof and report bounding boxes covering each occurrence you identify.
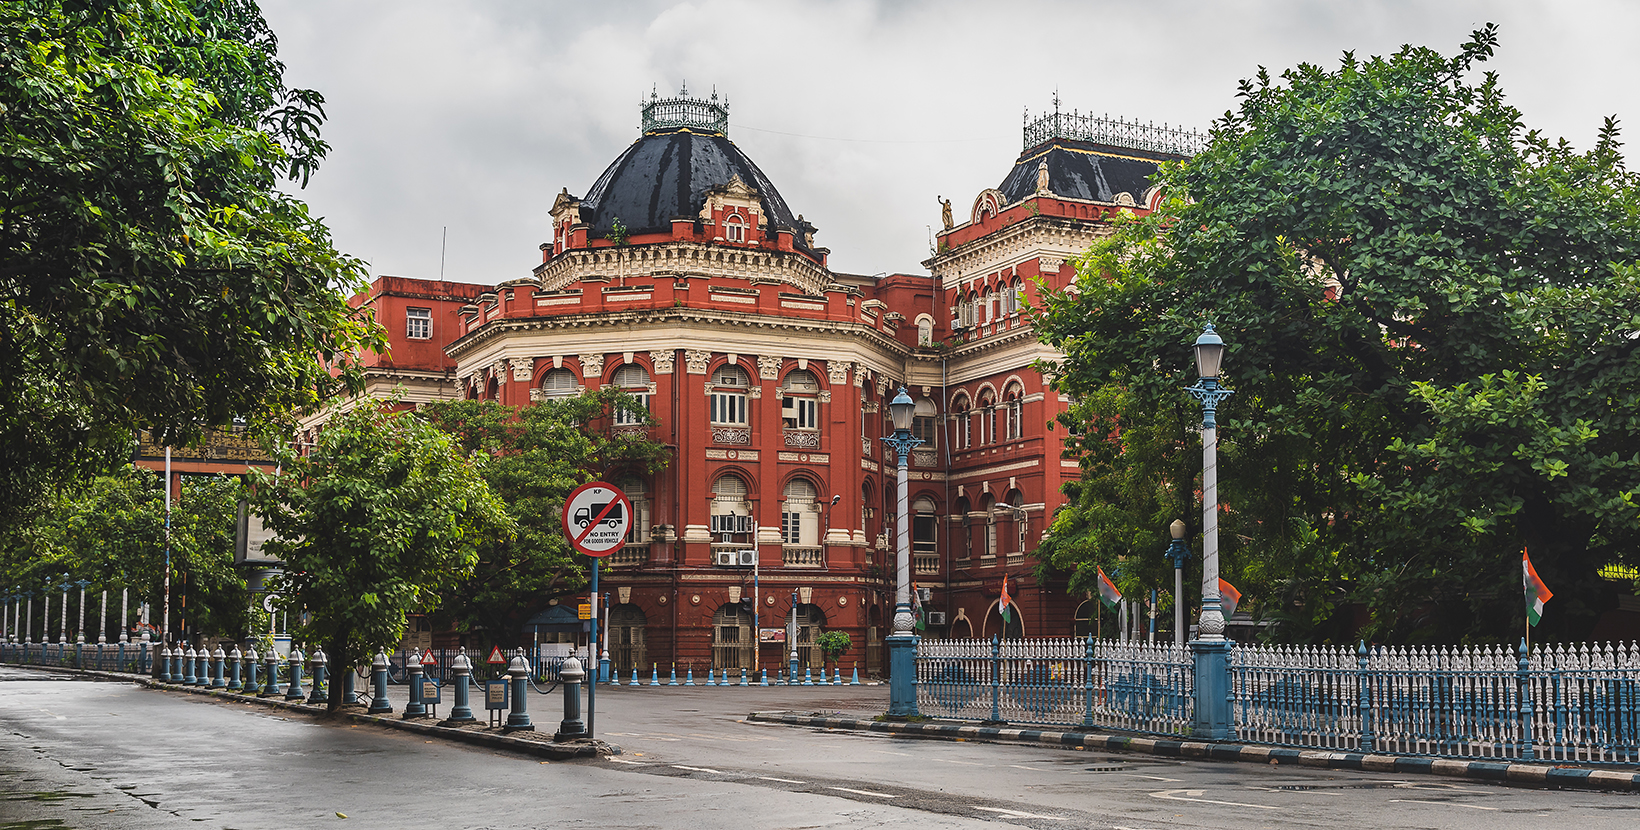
[997,137,1171,205]
[577,93,812,250]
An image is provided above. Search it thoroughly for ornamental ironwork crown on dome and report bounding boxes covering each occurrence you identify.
[642,84,729,136]
[1024,96,1205,157]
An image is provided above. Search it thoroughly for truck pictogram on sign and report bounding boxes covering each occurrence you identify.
[561,482,633,557]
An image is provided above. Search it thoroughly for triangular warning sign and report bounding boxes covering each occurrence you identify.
[487,645,506,664]
[420,649,437,667]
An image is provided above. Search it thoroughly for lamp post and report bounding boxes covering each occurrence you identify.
[880,386,923,718]
[1164,520,1190,647]
[58,577,69,644]
[74,579,90,643]
[1183,323,1233,740]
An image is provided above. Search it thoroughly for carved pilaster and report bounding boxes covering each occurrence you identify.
[853,362,869,387]
[684,350,712,374]
[493,360,508,385]
[580,353,604,379]
[757,355,782,380]
[649,350,675,374]
[512,360,534,383]
[826,361,849,385]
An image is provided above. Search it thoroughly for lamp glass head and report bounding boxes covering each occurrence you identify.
[889,386,915,431]
[1170,519,1186,540]
[1193,324,1226,379]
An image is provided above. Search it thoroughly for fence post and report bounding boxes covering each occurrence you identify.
[1518,638,1535,762]
[1357,641,1375,753]
[988,635,1002,724]
[1083,636,1096,729]
[1190,635,1234,741]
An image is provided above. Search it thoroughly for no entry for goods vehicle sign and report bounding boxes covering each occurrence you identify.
[561,481,632,557]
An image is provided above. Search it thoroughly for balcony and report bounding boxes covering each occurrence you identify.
[783,429,820,449]
[608,544,649,567]
[782,546,824,568]
[914,553,939,575]
[712,426,751,445]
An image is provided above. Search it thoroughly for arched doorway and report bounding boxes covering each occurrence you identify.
[609,604,647,676]
[982,601,1024,640]
[793,604,826,670]
[712,603,754,671]
[949,611,974,640]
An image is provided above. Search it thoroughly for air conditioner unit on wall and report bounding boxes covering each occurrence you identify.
[714,550,736,566]
[738,549,758,567]
[927,612,947,626]
[916,587,932,603]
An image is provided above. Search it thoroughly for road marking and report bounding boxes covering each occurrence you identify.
[974,807,1065,821]
[1390,799,1496,811]
[828,786,896,798]
[869,749,913,757]
[759,776,807,784]
[1008,765,1046,771]
[672,764,722,774]
[934,758,985,766]
[1149,789,1278,810]
[605,758,646,765]
[1124,774,1183,782]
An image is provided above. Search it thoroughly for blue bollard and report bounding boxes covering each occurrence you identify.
[402,651,426,718]
[504,653,533,732]
[195,646,209,687]
[181,645,196,685]
[850,666,860,686]
[212,645,227,689]
[227,647,242,691]
[685,667,695,686]
[760,668,769,686]
[445,647,475,723]
[243,648,259,693]
[262,649,282,696]
[157,644,172,682]
[668,665,678,686]
[342,662,356,704]
[367,650,393,714]
[308,649,328,705]
[649,664,660,686]
[803,667,813,686]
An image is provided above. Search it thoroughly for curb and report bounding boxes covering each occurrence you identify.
[745,711,1640,793]
[7,664,613,762]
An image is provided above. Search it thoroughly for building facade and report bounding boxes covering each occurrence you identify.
[330,92,1194,676]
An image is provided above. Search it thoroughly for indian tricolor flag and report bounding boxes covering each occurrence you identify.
[1218,578,1242,620]
[1524,547,1553,627]
[1096,567,1122,611]
[998,574,1014,624]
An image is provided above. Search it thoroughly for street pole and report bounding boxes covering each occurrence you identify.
[588,558,598,741]
[1184,324,1233,740]
[163,447,171,646]
[1165,519,1189,647]
[880,387,923,719]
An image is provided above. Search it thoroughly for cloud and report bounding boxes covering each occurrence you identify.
[262,0,1640,282]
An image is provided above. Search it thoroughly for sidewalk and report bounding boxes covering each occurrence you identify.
[744,709,1640,793]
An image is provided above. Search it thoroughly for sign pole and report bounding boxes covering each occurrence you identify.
[588,557,598,741]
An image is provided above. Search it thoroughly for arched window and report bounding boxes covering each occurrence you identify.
[950,393,971,449]
[1011,279,1026,313]
[709,364,749,425]
[980,493,996,560]
[1004,488,1027,556]
[916,316,933,346]
[611,363,650,425]
[780,369,819,431]
[792,604,826,670]
[712,603,754,670]
[1003,382,1024,441]
[711,474,752,541]
[781,478,821,549]
[540,368,579,400]
[912,496,937,574]
[981,287,995,324]
[609,605,647,675]
[1003,280,1018,315]
[976,390,997,445]
[912,397,938,448]
[724,213,746,243]
[617,476,651,547]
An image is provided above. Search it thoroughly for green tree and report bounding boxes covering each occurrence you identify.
[1035,26,1640,644]
[249,405,511,710]
[1,0,381,524]
[419,388,671,645]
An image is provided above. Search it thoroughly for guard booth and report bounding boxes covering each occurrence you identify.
[522,604,584,652]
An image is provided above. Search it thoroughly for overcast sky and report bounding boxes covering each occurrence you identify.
[260,0,1640,283]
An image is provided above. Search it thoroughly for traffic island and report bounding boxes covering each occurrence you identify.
[746,710,1640,794]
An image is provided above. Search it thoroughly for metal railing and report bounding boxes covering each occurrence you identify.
[1023,108,1206,156]
[916,637,1193,734]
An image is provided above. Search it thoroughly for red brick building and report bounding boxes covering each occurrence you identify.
[318,92,1194,676]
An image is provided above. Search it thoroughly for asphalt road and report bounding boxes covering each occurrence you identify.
[1,666,1637,829]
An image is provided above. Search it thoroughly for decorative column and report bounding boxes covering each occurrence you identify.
[880,387,923,719]
[1164,520,1190,647]
[98,590,107,644]
[1184,324,1234,741]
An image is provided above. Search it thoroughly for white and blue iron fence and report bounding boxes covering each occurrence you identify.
[916,637,1193,734]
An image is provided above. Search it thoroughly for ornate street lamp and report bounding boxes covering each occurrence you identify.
[1183,323,1234,739]
[880,387,923,718]
[1164,519,1190,647]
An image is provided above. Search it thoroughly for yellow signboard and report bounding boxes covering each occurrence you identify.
[577,603,592,620]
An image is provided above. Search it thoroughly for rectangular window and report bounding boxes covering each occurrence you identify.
[959,415,971,449]
[406,307,432,340]
[614,394,650,425]
[912,415,937,447]
[782,397,816,429]
[711,391,747,425]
